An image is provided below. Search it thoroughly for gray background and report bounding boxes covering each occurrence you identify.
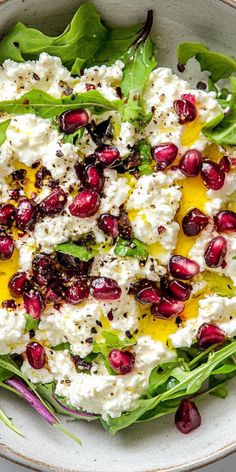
[0,455,236,471]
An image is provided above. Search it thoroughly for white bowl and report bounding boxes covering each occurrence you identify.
[0,0,236,470]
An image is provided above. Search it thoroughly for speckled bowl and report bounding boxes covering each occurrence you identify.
[0,0,236,471]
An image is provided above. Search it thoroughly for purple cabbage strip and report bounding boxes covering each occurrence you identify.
[6,377,57,425]
[53,394,97,418]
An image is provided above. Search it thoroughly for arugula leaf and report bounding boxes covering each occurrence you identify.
[24,314,39,332]
[62,127,84,145]
[0,89,122,119]
[55,242,98,261]
[121,11,157,129]
[203,104,236,145]
[0,4,107,71]
[0,4,144,75]
[103,341,236,433]
[52,342,71,352]
[177,42,236,82]
[0,404,23,436]
[114,237,148,261]
[0,119,11,146]
[136,139,153,175]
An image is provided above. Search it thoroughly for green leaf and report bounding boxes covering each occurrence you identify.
[120,12,157,129]
[114,237,148,261]
[0,4,107,71]
[203,106,236,145]
[136,139,153,175]
[104,341,236,433]
[24,314,39,332]
[62,127,84,145]
[52,342,71,352]
[0,404,23,436]
[93,331,136,375]
[177,42,236,82]
[93,24,142,66]
[55,242,98,261]
[230,76,236,94]
[0,119,11,146]
[0,89,122,119]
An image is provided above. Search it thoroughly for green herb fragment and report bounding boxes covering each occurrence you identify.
[93,331,136,375]
[136,139,153,175]
[0,119,11,146]
[55,242,98,261]
[24,314,39,333]
[114,237,148,261]
[53,342,71,352]
[0,89,122,119]
[62,127,84,144]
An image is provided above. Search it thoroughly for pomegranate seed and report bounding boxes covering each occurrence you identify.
[83,164,104,194]
[39,187,67,216]
[179,149,202,177]
[134,279,161,305]
[69,189,100,218]
[220,155,231,173]
[32,254,54,286]
[8,271,29,297]
[197,323,226,348]
[90,277,121,301]
[0,234,14,260]
[168,279,192,301]
[57,253,93,275]
[201,159,225,190]
[108,349,135,375]
[85,83,96,91]
[169,255,200,280]
[181,93,195,104]
[9,189,20,201]
[98,213,119,238]
[204,236,227,268]
[59,109,89,134]
[182,208,209,236]
[175,400,201,434]
[2,299,17,309]
[95,146,120,167]
[152,142,178,170]
[11,168,26,182]
[46,284,64,303]
[0,204,16,228]
[35,167,52,189]
[26,342,46,369]
[15,198,37,231]
[177,63,185,73]
[151,297,185,319]
[118,212,132,239]
[65,278,90,305]
[74,161,84,181]
[173,98,197,124]
[23,289,45,319]
[214,210,236,232]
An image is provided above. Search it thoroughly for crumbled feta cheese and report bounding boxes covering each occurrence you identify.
[126,173,181,255]
[0,308,27,354]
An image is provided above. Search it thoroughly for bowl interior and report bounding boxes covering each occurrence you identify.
[0,0,236,471]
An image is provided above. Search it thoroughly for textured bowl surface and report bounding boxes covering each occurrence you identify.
[0,0,236,471]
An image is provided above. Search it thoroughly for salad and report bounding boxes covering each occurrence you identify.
[0,3,236,442]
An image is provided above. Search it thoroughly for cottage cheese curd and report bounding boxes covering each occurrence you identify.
[0,49,235,421]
